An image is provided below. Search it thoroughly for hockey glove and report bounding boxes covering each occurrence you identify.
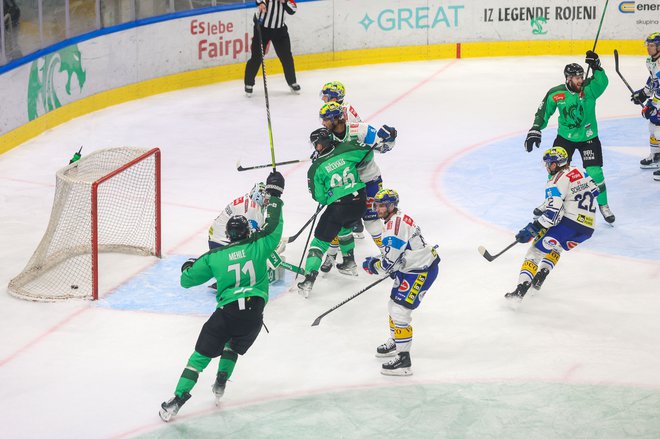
[375,142,394,153]
[515,221,542,243]
[525,129,542,152]
[265,171,285,197]
[362,257,380,275]
[181,258,197,272]
[585,50,602,71]
[377,125,397,143]
[631,89,648,106]
[642,101,659,120]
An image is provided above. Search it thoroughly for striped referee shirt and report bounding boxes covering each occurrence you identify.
[256,0,297,29]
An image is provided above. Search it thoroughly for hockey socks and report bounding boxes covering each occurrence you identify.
[217,346,238,381]
[585,165,608,205]
[174,351,212,397]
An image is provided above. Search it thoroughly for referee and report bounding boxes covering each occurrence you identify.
[244,0,300,96]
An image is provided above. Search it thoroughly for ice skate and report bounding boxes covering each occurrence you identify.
[336,250,358,277]
[654,169,660,181]
[381,352,412,376]
[320,254,336,273]
[531,268,549,290]
[289,83,301,94]
[297,271,318,298]
[375,338,396,357]
[244,85,253,97]
[504,281,531,301]
[640,152,660,169]
[212,372,227,405]
[598,204,615,224]
[159,392,191,422]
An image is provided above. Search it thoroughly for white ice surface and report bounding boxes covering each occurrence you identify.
[1,55,660,439]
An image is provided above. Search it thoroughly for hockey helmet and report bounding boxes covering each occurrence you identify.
[225,215,250,242]
[249,182,267,207]
[374,188,400,211]
[320,81,346,103]
[645,32,660,47]
[309,127,337,153]
[542,146,569,170]
[319,101,344,121]
[564,63,584,78]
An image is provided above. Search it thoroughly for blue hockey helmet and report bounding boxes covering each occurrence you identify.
[543,146,569,169]
[319,101,344,121]
[225,215,250,242]
[320,81,346,103]
[374,188,400,210]
[645,32,660,46]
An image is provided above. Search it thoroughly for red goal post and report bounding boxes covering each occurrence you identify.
[8,147,161,301]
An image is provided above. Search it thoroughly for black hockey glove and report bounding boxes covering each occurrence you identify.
[181,258,196,272]
[585,50,602,71]
[524,129,542,152]
[631,89,648,106]
[515,221,542,243]
[265,170,285,197]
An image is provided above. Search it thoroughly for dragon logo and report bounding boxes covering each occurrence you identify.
[27,45,86,121]
[530,16,548,35]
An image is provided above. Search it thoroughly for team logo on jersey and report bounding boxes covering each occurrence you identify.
[553,93,566,102]
[399,280,410,292]
[565,168,584,182]
[233,196,245,206]
[402,215,414,226]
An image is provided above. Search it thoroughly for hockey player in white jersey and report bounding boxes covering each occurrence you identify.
[208,182,268,248]
[505,147,600,300]
[631,32,660,180]
[361,189,440,376]
[317,98,395,275]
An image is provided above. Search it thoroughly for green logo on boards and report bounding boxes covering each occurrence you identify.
[530,16,548,35]
[27,44,87,121]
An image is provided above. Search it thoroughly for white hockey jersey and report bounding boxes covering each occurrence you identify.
[375,209,439,274]
[342,102,362,124]
[642,55,660,97]
[208,194,265,245]
[333,121,392,183]
[538,166,600,230]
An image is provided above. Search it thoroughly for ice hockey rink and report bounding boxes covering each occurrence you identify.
[1,54,660,438]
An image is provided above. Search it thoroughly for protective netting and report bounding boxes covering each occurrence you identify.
[8,147,160,301]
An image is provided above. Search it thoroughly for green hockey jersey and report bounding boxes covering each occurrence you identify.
[180,196,284,307]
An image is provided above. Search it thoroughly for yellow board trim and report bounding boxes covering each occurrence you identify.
[0,39,647,154]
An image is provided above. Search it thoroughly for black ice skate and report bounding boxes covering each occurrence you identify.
[531,268,550,290]
[336,250,358,276]
[381,352,412,376]
[598,204,615,224]
[289,83,301,94]
[320,254,336,273]
[640,152,660,169]
[504,281,531,301]
[159,392,191,422]
[375,338,396,357]
[654,169,660,181]
[212,371,228,405]
[297,270,318,298]
[244,85,253,97]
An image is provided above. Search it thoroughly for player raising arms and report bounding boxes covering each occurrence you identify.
[630,32,660,180]
[506,147,600,301]
[362,189,441,376]
[525,51,614,223]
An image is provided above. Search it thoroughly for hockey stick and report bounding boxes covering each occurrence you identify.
[478,240,518,262]
[613,49,644,107]
[237,158,309,172]
[295,207,319,280]
[584,0,609,79]
[253,14,277,170]
[287,204,324,244]
[311,274,391,326]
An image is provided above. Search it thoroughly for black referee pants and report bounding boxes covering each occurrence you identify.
[244,24,297,87]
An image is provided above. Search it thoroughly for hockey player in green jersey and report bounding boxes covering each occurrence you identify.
[524,50,615,224]
[296,102,397,297]
[159,171,285,422]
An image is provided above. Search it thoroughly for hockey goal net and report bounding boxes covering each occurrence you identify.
[8,147,161,301]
